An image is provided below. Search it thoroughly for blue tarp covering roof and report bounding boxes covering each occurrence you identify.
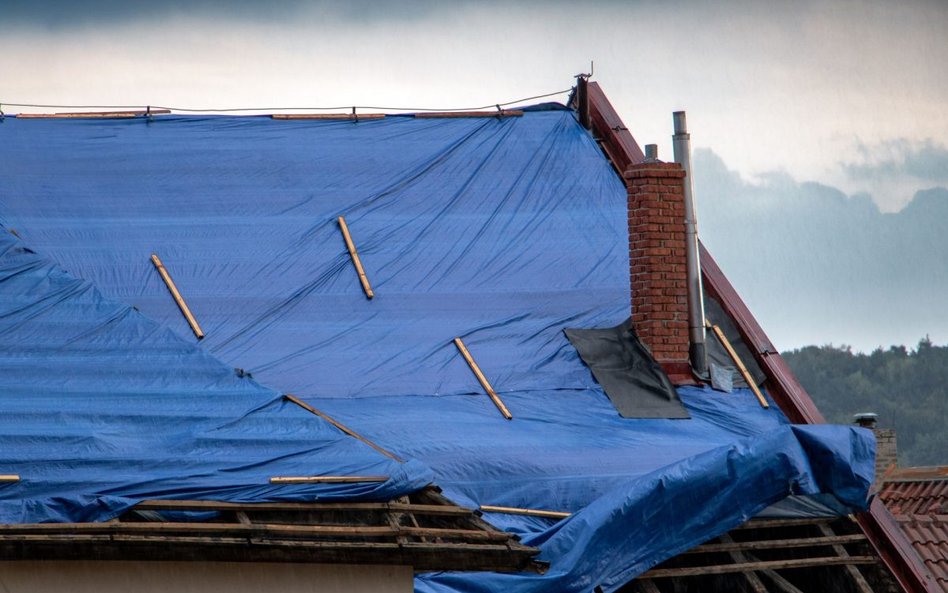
[0,109,874,592]
[0,231,432,523]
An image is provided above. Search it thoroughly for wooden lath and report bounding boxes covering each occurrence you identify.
[479,505,570,520]
[0,487,541,573]
[683,533,867,554]
[414,110,523,119]
[269,475,388,484]
[271,114,386,120]
[634,517,883,593]
[134,498,473,516]
[17,109,171,119]
[642,556,876,579]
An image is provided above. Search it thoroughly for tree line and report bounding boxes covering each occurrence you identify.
[782,338,948,467]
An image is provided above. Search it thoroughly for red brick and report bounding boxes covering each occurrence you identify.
[627,160,691,365]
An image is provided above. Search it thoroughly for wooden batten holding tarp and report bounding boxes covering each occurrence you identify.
[150,254,205,339]
[269,475,388,484]
[479,505,571,520]
[337,216,375,299]
[414,110,523,119]
[706,320,769,408]
[453,338,512,420]
[17,109,171,119]
[284,394,402,461]
[271,113,386,120]
[0,475,20,482]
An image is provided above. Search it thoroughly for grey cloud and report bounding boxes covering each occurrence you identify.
[0,0,458,28]
[844,138,948,183]
[693,148,948,351]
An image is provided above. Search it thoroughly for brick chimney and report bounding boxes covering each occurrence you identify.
[625,161,691,380]
[856,413,899,484]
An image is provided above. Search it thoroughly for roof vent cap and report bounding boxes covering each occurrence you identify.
[854,412,878,428]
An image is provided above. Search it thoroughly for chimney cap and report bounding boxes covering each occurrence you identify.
[644,144,659,162]
[854,412,878,428]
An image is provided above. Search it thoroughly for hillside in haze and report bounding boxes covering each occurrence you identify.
[783,340,948,468]
[694,148,948,352]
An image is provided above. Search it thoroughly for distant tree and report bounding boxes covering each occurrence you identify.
[783,339,948,467]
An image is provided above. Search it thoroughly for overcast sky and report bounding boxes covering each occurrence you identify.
[3,0,946,350]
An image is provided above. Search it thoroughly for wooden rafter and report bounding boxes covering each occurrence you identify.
[634,517,884,592]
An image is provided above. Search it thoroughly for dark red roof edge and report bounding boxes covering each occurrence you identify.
[699,244,825,424]
[584,81,645,173]
[858,498,941,593]
[583,81,938,593]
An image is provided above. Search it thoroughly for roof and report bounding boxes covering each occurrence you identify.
[880,468,948,515]
[0,99,878,592]
[879,468,948,591]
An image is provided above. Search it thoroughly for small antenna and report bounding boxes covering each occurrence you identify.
[575,61,595,81]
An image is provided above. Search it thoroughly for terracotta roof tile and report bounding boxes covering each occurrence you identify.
[879,469,948,515]
[884,513,948,592]
[881,470,948,592]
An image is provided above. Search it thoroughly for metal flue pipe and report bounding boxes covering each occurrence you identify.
[672,111,708,376]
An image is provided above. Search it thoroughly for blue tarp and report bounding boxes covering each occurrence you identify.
[0,109,874,592]
[0,231,432,522]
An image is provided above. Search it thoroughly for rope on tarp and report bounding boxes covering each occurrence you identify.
[0,88,572,114]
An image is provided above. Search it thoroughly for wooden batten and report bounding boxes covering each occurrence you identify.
[479,505,570,520]
[0,475,20,482]
[271,114,386,120]
[284,394,402,461]
[707,321,768,408]
[150,254,205,340]
[414,110,524,119]
[17,110,170,119]
[684,533,867,554]
[642,556,875,579]
[337,216,375,299]
[453,338,512,420]
[269,476,388,484]
[134,499,473,516]
[0,484,541,571]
